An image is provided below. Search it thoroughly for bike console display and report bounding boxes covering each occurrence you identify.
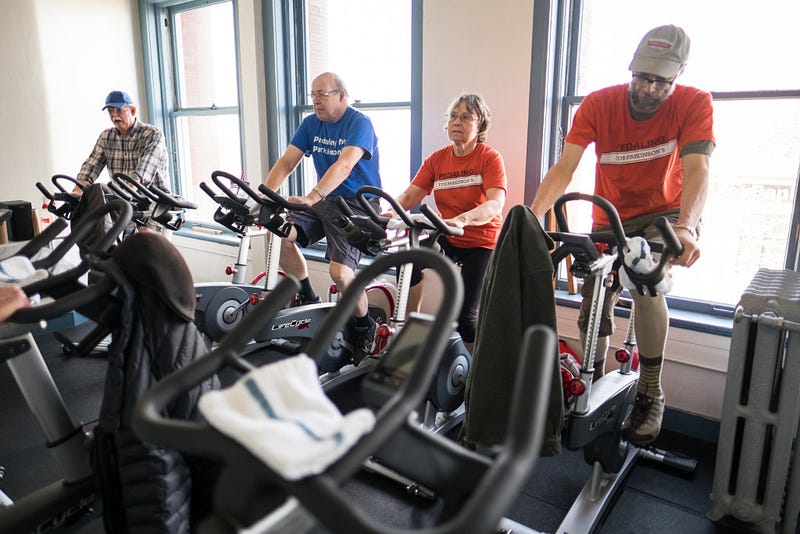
[361,312,435,408]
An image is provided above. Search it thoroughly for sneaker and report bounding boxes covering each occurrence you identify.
[292,293,322,307]
[347,315,377,363]
[622,392,665,445]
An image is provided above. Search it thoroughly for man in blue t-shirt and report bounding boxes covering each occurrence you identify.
[264,72,383,361]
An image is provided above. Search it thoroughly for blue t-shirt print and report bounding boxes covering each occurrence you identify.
[290,106,382,198]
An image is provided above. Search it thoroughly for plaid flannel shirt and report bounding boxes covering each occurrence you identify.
[77,119,169,191]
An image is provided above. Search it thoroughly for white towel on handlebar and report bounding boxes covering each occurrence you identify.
[620,236,672,295]
[198,354,376,480]
[0,256,48,287]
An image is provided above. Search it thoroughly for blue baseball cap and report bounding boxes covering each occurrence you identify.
[102,90,134,110]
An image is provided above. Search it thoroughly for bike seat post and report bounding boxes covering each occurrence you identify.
[574,252,617,414]
[232,232,252,285]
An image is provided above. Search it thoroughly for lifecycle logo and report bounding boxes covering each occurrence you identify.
[272,318,312,331]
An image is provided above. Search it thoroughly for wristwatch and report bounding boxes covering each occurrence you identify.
[312,185,326,201]
[672,223,697,240]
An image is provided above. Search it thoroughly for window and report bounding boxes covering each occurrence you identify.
[531,0,800,315]
[269,0,417,200]
[141,0,243,222]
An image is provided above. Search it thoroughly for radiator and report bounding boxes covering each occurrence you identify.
[709,268,800,533]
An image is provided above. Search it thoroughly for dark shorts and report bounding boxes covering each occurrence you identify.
[288,196,381,271]
[577,209,684,336]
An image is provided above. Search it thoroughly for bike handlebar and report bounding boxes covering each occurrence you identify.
[37,175,83,220]
[51,174,84,194]
[549,193,685,296]
[210,170,263,206]
[113,172,198,210]
[257,183,317,214]
[355,185,463,237]
[7,199,133,323]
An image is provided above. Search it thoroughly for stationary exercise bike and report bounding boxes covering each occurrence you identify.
[106,171,195,233]
[132,245,558,534]
[336,186,472,426]
[192,170,286,343]
[36,172,194,358]
[197,172,394,379]
[326,185,475,497]
[35,174,84,222]
[0,199,134,533]
[530,193,697,534]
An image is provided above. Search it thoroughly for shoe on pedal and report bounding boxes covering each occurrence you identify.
[622,392,665,445]
[347,315,376,363]
[292,293,322,307]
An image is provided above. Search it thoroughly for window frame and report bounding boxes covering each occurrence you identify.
[527,0,800,333]
[139,0,245,205]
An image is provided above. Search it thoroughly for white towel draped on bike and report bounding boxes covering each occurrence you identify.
[0,256,48,287]
[198,354,376,480]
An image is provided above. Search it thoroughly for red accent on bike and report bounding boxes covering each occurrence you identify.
[225,266,236,276]
[615,348,630,363]
[567,378,586,397]
[559,339,582,365]
[374,324,394,353]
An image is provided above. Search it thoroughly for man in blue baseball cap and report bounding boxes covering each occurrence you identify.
[77,90,169,193]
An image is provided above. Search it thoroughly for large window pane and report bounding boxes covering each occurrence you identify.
[671,99,800,303]
[167,0,242,224]
[577,0,800,94]
[305,0,411,104]
[174,114,243,221]
[300,0,412,198]
[173,2,239,108]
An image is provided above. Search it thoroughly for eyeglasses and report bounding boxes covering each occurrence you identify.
[447,112,478,123]
[632,74,674,91]
[308,89,341,99]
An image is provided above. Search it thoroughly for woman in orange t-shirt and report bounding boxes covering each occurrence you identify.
[393,93,507,347]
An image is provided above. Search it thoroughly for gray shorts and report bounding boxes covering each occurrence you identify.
[288,196,381,271]
[577,209,686,336]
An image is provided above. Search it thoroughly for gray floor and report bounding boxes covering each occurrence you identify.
[1,323,759,533]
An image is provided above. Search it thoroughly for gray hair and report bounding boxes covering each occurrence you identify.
[446,92,492,142]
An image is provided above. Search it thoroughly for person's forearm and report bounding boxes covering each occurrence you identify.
[530,142,584,218]
[531,166,573,218]
[452,198,503,226]
[265,159,296,191]
[313,159,352,197]
[315,146,370,199]
[76,146,104,184]
[677,153,710,227]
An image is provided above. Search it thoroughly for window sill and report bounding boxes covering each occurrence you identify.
[175,222,241,247]
[555,290,734,337]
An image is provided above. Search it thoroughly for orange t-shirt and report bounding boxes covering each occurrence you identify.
[411,142,507,249]
[566,84,714,227]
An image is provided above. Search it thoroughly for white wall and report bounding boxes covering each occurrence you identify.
[420,0,533,212]
[0,0,141,206]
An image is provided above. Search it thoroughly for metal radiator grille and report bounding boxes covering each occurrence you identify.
[709,269,800,534]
